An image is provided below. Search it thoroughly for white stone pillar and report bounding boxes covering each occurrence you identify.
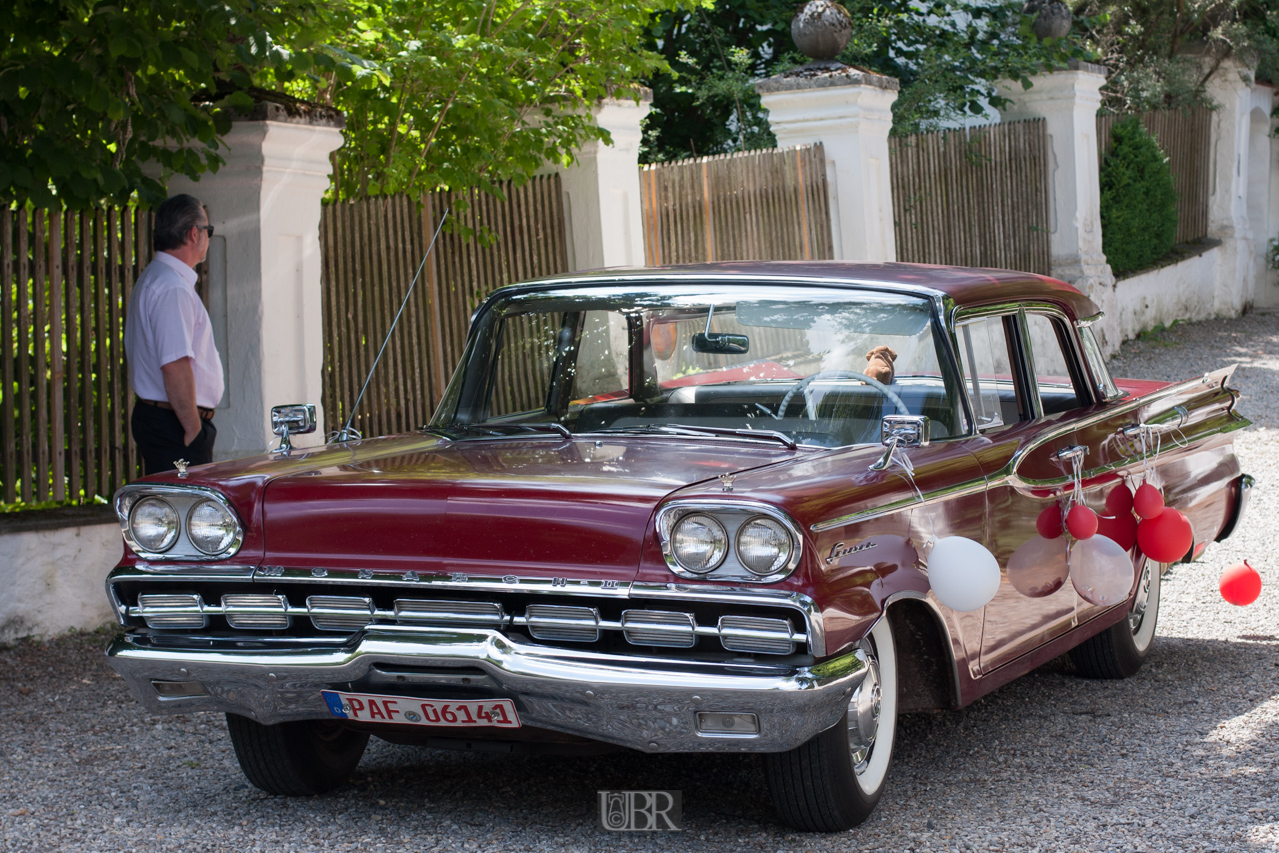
[997,61,1118,350]
[1261,84,1279,310]
[167,105,344,459]
[555,94,651,270]
[1204,59,1261,316]
[756,67,899,262]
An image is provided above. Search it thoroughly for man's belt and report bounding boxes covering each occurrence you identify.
[138,398,215,420]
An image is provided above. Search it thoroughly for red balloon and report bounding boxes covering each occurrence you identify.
[1066,505,1098,540]
[1095,512,1138,551]
[1136,507,1193,563]
[1133,483,1165,520]
[1220,561,1262,606]
[1105,483,1134,516]
[1036,504,1063,540]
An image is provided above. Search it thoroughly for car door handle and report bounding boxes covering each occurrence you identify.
[1053,445,1087,462]
[1120,406,1190,438]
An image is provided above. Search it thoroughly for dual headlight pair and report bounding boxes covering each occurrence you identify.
[659,504,802,583]
[117,486,243,560]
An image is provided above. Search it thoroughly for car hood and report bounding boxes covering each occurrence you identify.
[257,433,797,582]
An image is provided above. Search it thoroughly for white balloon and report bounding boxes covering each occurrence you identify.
[927,536,1001,612]
[1070,535,1136,606]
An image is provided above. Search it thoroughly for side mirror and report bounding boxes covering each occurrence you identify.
[691,332,750,355]
[271,404,317,455]
[870,415,929,471]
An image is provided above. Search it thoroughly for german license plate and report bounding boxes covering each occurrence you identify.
[321,690,521,728]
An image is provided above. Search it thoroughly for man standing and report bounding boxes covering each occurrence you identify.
[126,194,225,475]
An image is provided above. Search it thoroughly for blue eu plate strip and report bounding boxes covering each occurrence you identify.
[321,690,348,718]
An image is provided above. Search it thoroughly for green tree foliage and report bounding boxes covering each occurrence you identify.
[641,0,1099,160]
[1099,117,1178,276]
[0,0,344,208]
[319,0,702,201]
[641,2,793,162]
[1074,0,1279,112]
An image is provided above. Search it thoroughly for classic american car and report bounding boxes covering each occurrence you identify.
[105,262,1252,832]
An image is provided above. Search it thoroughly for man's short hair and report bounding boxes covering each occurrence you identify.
[153,194,206,252]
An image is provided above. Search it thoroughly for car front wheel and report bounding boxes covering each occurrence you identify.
[225,713,369,796]
[765,614,898,832]
[1069,555,1161,679]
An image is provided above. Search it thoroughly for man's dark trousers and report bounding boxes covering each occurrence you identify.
[131,402,217,475]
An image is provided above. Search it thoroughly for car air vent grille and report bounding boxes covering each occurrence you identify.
[621,610,697,648]
[524,604,600,642]
[136,593,207,629]
[718,615,795,655]
[395,599,505,627]
[221,594,290,630]
[306,595,374,631]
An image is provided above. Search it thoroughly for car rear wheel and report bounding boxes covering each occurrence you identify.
[764,614,898,832]
[1069,556,1161,679]
[225,713,369,796]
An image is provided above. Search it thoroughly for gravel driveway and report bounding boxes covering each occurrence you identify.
[2,313,1277,853]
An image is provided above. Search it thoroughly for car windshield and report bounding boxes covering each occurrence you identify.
[432,284,968,448]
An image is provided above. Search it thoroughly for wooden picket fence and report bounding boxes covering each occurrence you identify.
[319,174,570,439]
[638,144,833,265]
[1097,106,1212,245]
[889,119,1052,275]
[0,205,151,505]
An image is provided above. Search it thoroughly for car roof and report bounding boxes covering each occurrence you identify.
[518,261,1102,323]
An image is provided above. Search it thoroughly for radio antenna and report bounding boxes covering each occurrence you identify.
[335,208,449,443]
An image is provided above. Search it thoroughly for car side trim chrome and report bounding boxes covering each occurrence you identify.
[811,480,986,532]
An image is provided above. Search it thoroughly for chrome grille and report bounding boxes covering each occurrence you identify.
[136,593,206,629]
[525,604,600,642]
[306,595,374,631]
[395,599,505,627]
[222,594,290,629]
[718,615,795,655]
[621,610,697,648]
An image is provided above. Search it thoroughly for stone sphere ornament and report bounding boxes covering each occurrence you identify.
[792,0,854,61]
[1070,535,1136,606]
[1024,0,1072,40]
[927,536,1002,612]
[1096,512,1138,552]
[1035,503,1063,540]
[1137,507,1193,564]
[1066,504,1098,540]
[1133,482,1165,519]
[1008,535,1070,598]
[1220,560,1262,606]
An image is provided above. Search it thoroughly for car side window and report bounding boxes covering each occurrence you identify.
[487,313,561,418]
[1024,313,1086,414]
[956,315,1023,429]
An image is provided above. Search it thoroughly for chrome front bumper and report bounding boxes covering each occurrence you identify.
[106,628,866,753]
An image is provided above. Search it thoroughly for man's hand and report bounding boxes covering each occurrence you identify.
[159,357,202,446]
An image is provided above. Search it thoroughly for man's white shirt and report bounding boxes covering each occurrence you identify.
[124,251,224,409]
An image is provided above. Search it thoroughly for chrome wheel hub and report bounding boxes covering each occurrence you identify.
[847,651,882,773]
[1129,561,1152,635]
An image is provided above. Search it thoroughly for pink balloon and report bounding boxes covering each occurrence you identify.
[1070,535,1136,606]
[1008,536,1070,598]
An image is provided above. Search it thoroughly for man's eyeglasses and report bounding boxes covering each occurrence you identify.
[197,224,214,237]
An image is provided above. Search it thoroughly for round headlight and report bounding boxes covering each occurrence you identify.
[130,498,179,553]
[671,514,729,573]
[187,499,239,555]
[736,516,793,576]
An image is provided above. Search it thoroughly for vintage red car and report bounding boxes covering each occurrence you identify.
[105,262,1251,831]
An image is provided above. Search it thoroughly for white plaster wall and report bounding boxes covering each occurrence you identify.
[0,523,121,643]
[1114,246,1221,342]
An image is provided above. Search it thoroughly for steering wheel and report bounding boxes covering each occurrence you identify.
[777,370,911,421]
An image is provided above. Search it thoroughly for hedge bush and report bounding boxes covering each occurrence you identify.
[1100,117,1179,276]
